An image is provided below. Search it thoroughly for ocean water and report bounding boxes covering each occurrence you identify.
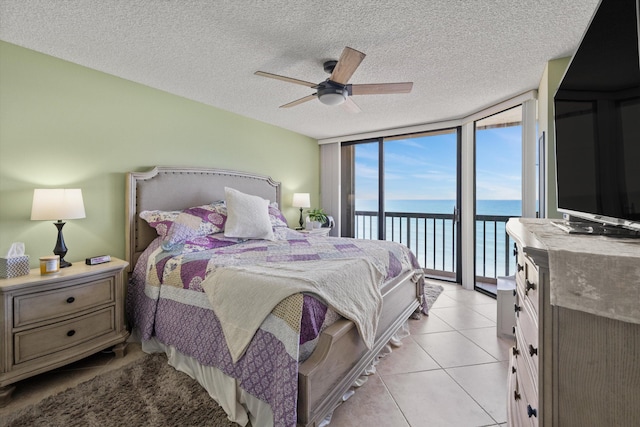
[355,199,521,216]
[354,199,521,277]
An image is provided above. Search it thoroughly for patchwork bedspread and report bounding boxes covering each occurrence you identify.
[128,228,423,427]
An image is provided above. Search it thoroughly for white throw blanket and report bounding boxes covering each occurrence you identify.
[201,258,384,362]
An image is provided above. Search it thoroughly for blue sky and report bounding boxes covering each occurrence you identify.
[355,125,522,201]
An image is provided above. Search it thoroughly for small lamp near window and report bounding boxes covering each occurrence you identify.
[31,189,86,268]
[292,193,311,230]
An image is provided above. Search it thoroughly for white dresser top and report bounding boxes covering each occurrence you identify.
[508,218,640,325]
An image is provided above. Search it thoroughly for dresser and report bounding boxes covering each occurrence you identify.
[0,258,129,405]
[506,218,640,426]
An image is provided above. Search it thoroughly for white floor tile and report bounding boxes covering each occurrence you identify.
[429,305,496,330]
[459,327,514,361]
[383,370,495,427]
[446,361,510,424]
[376,337,440,376]
[413,331,497,368]
[409,312,455,334]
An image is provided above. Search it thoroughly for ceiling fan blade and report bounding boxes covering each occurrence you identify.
[329,47,366,84]
[342,97,361,113]
[254,71,317,88]
[280,93,317,108]
[351,82,413,95]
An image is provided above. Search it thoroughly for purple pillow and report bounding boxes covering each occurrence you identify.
[140,202,227,250]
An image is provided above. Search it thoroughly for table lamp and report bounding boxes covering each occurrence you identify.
[292,193,310,230]
[31,188,86,268]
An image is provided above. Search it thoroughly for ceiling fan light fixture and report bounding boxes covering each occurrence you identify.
[317,85,348,106]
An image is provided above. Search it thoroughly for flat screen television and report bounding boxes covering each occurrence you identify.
[554,0,640,234]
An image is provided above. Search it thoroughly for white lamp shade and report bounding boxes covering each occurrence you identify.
[31,189,86,221]
[292,193,311,208]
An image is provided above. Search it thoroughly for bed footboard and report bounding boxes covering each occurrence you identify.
[297,270,421,426]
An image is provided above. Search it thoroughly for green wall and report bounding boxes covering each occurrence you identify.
[0,41,319,267]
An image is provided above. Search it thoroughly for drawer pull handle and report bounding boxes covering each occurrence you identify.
[512,326,516,335]
[512,347,520,357]
[511,366,516,374]
[66,330,76,337]
[514,304,521,315]
[514,390,521,401]
[525,280,536,294]
[529,344,538,357]
[66,297,75,304]
[517,263,524,272]
[513,244,518,257]
[527,405,538,418]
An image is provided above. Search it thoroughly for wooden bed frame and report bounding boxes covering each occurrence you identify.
[125,166,422,426]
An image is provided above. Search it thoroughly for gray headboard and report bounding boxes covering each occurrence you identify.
[125,166,281,272]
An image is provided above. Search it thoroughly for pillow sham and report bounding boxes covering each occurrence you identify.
[138,209,180,238]
[224,187,275,240]
[140,202,227,250]
[268,202,289,228]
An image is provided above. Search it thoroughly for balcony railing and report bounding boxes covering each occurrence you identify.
[354,210,516,281]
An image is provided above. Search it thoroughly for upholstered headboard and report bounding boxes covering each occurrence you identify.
[125,166,281,272]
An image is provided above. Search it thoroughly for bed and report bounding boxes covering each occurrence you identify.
[125,166,427,427]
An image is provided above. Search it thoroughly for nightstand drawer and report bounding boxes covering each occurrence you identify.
[14,307,116,364]
[14,277,115,327]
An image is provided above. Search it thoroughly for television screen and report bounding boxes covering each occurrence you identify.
[554,0,640,231]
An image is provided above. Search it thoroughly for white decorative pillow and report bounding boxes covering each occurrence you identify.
[224,187,275,240]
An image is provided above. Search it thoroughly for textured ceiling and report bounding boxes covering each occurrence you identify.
[0,0,600,140]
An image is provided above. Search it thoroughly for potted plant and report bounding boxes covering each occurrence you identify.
[306,208,328,229]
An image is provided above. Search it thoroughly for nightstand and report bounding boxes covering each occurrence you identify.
[0,257,129,406]
[298,228,332,237]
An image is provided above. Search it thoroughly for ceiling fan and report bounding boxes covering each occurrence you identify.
[255,46,413,111]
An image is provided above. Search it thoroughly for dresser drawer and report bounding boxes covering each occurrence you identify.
[14,307,116,364]
[14,277,115,328]
[509,338,538,426]
[507,351,522,427]
[516,290,539,378]
[523,257,539,314]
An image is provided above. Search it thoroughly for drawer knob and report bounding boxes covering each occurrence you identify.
[512,347,520,357]
[514,304,521,315]
[514,390,521,401]
[511,366,516,374]
[66,330,76,337]
[66,297,75,304]
[517,263,524,272]
[525,280,536,294]
[513,244,518,257]
[528,344,538,357]
[527,405,538,418]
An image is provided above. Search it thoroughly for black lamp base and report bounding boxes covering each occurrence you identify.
[298,207,304,229]
[53,221,72,268]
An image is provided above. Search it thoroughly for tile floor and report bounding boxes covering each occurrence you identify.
[0,280,514,427]
[329,280,514,427]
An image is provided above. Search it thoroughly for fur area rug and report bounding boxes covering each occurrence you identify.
[1,353,240,427]
[424,281,444,312]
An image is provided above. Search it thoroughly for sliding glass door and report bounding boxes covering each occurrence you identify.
[474,106,522,294]
[341,129,461,282]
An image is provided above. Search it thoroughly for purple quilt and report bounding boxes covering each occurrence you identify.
[128,228,423,426]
